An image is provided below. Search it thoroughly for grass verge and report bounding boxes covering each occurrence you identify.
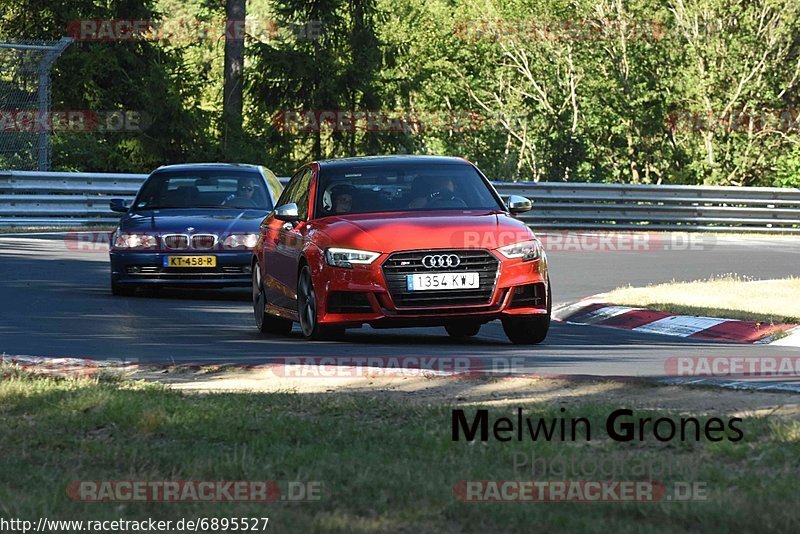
[1,376,799,532]
[602,275,800,324]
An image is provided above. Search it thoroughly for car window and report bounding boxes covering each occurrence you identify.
[133,170,273,210]
[293,170,313,220]
[314,163,504,217]
[276,169,304,208]
[262,168,284,203]
[276,168,313,219]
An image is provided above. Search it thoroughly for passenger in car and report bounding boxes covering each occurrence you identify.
[166,185,200,207]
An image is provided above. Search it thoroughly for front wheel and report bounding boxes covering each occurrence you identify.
[297,266,343,340]
[502,314,550,344]
[253,262,292,335]
[502,278,551,344]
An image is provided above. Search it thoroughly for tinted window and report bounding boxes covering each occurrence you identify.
[314,163,503,217]
[277,168,313,219]
[262,168,284,202]
[133,170,272,210]
[276,169,304,207]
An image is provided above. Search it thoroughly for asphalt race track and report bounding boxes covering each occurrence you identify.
[1,233,798,383]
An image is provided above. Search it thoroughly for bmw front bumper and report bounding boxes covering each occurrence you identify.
[110,250,254,288]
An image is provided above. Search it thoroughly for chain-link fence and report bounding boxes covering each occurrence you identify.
[0,38,72,171]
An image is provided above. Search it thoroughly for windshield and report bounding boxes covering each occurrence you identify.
[133,170,273,211]
[315,163,504,217]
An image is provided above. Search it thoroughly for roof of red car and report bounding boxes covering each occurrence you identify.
[316,155,468,168]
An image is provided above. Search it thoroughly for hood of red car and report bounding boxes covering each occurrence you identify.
[311,210,534,252]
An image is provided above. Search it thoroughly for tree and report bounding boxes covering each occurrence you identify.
[222,0,245,157]
[248,0,388,169]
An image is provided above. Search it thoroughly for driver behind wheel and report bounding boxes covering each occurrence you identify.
[223,176,259,208]
[330,184,355,214]
[408,175,456,208]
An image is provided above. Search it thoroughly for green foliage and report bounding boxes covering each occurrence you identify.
[0,0,798,184]
[774,145,800,188]
[0,0,217,171]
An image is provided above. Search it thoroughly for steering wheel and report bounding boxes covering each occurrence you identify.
[428,192,467,208]
[223,196,259,208]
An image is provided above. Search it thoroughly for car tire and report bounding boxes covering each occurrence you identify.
[445,322,481,338]
[253,261,293,336]
[502,314,550,344]
[297,265,341,341]
[502,279,552,345]
[111,279,136,296]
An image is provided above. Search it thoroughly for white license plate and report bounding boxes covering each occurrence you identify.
[407,272,480,291]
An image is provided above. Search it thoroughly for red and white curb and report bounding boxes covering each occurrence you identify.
[554,296,800,345]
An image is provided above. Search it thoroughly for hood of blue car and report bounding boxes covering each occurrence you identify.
[119,208,268,235]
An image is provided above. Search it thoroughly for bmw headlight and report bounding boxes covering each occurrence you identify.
[223,233,259,249]
[496,238,542,261]
[325,247,380,268]
[113,233,158,249]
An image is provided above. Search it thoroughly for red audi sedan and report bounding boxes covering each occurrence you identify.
[252,156,550,344]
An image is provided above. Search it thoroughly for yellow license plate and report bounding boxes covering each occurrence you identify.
[163,256,217,268]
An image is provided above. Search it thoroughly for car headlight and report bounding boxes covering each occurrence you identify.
[224,234,259,249]
[113,233,158,249]
[496,238,542,261]
[325,247,380,268]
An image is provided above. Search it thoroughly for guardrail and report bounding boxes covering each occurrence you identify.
[0,171,149,226]
[1,170,799,232]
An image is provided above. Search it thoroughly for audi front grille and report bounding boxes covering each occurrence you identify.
[381,249,499,308]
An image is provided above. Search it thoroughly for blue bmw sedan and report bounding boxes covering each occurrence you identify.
[108,163,283,295]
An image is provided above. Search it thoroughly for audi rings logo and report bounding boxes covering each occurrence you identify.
[422,254,461,269]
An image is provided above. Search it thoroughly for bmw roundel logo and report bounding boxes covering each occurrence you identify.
[422,254,461,269]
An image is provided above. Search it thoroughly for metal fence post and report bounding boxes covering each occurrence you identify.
[37,38,73,171]
[0,38,73,171]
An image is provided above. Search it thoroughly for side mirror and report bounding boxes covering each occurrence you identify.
[507,195,532,214]
[110,199,129,213]
[274,203,301,222]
